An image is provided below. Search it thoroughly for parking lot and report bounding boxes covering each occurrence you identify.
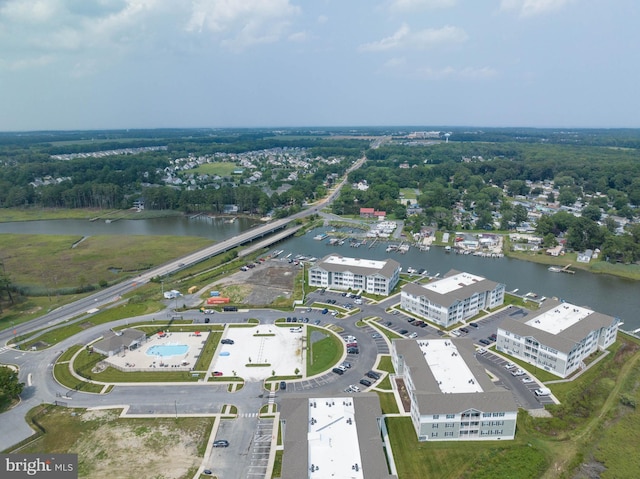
[475,348,556,408]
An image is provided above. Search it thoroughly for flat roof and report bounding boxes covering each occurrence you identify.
[422,271,485,295]
[322,255,388,271]
[280,394,396,479]
[417,339,484,393]
[308,397,363,478]
[525,303,592,335]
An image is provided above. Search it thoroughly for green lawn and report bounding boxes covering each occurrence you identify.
[307,326,343,376]
[376,391,399,414]
[188,162,240,177]
[375,355,395,374]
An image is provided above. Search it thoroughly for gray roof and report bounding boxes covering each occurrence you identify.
[394,338,517,414]
[312,255,400,280]
[402,269,502,308]
[497,299,617,354]
[93,328,146,355]
[280,394,397,479]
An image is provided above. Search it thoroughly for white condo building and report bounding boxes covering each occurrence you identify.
[496,299,619,378]
[308,255,401,296]
[392,338,518,441]
[401,270,505,328]
[279,394,397,479]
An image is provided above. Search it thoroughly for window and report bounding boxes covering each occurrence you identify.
[432,414,439,419]
[432,423,439,429]
[446,414,455,419]
[445,423,454,428]
[431,432,438,437]
[444,432,454,437]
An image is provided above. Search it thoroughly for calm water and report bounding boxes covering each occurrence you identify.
[1,218,638,330]
[0,215,261,240]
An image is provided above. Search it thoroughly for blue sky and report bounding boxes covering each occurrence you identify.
[0,0,638,131]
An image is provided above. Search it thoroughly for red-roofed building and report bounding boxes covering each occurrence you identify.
[360,207,375,218]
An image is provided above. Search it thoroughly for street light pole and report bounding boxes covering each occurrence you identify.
[175,400,177,419]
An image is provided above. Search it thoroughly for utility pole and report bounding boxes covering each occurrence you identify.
[175,400,178,419]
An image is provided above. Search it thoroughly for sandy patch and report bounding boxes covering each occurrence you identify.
[213,325,304,380]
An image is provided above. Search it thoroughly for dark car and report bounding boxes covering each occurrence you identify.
[490,333,498,339]
[346,342,358,348]
[220,339,234,345]
[213,440,229,448]
[322,308,329,314]
[418,322,428,328]
[469,322,479,328]
[280,381,286,391]
[407,318,415,323]
[479,339,491,345]
[359,378,372,387]
[313,319,321,325]
[385,321,393,326]
[459,327,469,333]
[204,317,210,323]
[413,320,424,327]
[347,347,359,354]
[332,367,345,375]
[366,371,381,380]
[399,329,409,335]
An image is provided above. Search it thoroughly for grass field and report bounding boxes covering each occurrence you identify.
[188,162,240,177]
[307,326,342,376]
[0,234,212,291]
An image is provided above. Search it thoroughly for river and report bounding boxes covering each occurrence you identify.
[1,218,638,330]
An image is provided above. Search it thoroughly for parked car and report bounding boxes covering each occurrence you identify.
[347,347,359,354]
[341,362,352,369]
[322,308,329,314]
[459,327,469,334]
[479,339,491,345]
[220,339,234,345]
[469,322,479,328]
[212,371,223,377]
[332,367,345,375]
[399,329,409,335]
[371,333,381,339]
[504,362,516,369]
[385,321,393,326]
[346,342,358,348]
[204,317,210,323]
[203,469,212,475]
[359,378,372,387]
[349,384,360,393]
[476,348,487,354]
[366,371,381,380]
[451,330,462,337]
[407,318,415,323]
[213,440,229,448]
[418,322,428,328]
[408,332,418,339]
[280,381,287,390]
[522,377,534,384]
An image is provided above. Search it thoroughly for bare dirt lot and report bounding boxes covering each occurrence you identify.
[212,260,301,306]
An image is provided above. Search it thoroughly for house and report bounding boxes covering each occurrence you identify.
[359,207,375,218]
[279,394,397,479]
[92,328,147,357]
[546,245,564,256]
[308,255,401,296]
[496,299,619,378]
[577,249,593,263]
[392,338,517,441]
[400,270,505,328]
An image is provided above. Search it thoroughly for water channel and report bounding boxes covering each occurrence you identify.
[1,217,638,330]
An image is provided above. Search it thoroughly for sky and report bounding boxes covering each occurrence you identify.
[0,0,638,131]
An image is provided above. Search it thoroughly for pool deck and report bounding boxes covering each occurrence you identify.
[104,332,210,371]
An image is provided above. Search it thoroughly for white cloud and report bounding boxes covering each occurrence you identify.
[288,31,308,43]
[186,0,300,49]
[317,14,328,24]
[388,0,456,12]
[359,23,467,52]
[500,0,575,17]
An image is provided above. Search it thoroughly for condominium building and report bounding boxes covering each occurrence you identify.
[496,299,619,378]
[392,338,517,441]
[279,394,397,479]
[308,255,401,296]
[401,270,505,327]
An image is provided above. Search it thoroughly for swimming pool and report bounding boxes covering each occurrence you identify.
[146,344,189,357]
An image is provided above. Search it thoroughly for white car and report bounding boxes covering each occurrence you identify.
[522,377,534,384]
[504,362,516,369]
[451,330,462,337]
[476,348,487,354]
[408,332,418,339]
[511,368,526,377]
[349,385,360,393]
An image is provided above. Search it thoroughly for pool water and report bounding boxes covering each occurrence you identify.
[146,344,189,357]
